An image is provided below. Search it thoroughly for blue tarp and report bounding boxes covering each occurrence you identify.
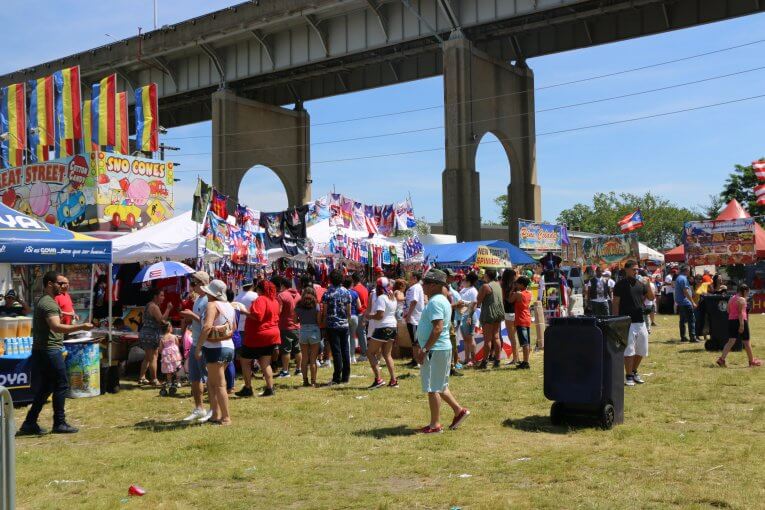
[0,202,112,264]
[424,240,536,266]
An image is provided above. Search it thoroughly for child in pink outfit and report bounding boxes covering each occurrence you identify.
[717,284,761,368]
[159,322,183,383]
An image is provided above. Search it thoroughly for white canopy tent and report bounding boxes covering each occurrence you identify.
[112,211,220,264]
[639,242,665,263]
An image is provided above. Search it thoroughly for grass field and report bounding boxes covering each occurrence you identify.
[10,314,765,509]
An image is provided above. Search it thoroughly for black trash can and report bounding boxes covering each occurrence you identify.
[544,315,631,429]
[702,294,741,352]
[658,292,675,314]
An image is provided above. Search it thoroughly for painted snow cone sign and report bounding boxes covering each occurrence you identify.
[0,151,173,233]
[64,338,100,398]
[582,233,640,269]
[518,220,563,252]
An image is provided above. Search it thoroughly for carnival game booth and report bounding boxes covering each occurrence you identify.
[0,202,112,404]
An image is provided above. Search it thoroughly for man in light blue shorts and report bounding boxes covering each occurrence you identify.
[179,271,212,423]
[415,269,471,434]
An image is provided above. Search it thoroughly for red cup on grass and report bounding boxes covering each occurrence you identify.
[128,485,146,496]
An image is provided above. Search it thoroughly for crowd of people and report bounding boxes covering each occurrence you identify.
[13,258,761,435]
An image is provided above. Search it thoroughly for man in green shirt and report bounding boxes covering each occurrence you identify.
[18,271,93,436]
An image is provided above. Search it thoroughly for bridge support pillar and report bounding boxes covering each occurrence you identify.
[442,34,541,243]
[211,89,311,211]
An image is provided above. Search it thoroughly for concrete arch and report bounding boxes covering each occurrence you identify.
[237,164,291,212]
[211,89,311,213]
[442,34,540,243]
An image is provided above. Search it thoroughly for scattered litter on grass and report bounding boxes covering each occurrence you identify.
[360,469,367,473]
[355,395,368,400]
[450,506,462,510]
[677,420,687,424]
[244,466,257,473]
[120,498,130,504]
[349,375,364,378]
[515,457,531,462]
[679,434,686,439]
[458,474,472,478]
[706,465,724,473]
[47,480,85,486]
[643,373,654,377]
[349,415,354,419]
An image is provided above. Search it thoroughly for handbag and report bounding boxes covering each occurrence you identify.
[208,304,233,341]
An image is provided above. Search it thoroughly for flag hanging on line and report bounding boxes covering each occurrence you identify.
[28,76,54,162]
[618,209,644,233]
[135,83,158,152]
[93,74,116,148]
[115,91,129,155]
[82,99,97,153]
[53,66,82,158]
[0,83,27,168]
[755,184,765,206]
[192,179,212,223]
[753,160,765,181]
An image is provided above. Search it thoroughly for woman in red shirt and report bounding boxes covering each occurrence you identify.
[234,280,281,397]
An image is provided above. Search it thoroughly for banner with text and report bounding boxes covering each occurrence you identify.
[475,245,512,268]
[582,233,640,269]
[682,218,756,266]
[518,220,563,252]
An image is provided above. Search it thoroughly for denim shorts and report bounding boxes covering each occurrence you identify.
[299,325,322,345]
[188,350,207,383]
[516,326,531,347]
[202,346,235,364]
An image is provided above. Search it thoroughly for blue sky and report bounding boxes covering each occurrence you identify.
[2,1,763,224]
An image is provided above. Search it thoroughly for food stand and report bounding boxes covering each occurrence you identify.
[0,202,112,403]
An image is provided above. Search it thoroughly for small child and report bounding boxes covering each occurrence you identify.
[159,321,182,386]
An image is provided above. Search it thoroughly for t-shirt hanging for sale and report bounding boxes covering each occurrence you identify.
[351,202,366,232]
[260,211,284,249]
[283,204,308,239]
[329,193,344,227]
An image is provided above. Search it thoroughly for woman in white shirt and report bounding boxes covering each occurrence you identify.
[458,272,479,367]
[365,277,399,389]
[195,280,236,426]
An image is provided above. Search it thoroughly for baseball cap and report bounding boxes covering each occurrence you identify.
[191,271,210,285]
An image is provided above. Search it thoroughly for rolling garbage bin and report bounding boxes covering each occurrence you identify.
[702,294,741,352]
[544,315,631,429]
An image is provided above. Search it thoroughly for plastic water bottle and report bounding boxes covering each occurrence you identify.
[25,337,31,353]
[8,338,16,355]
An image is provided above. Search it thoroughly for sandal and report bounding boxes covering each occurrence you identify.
[715,358,726,368]
[138,378,149,385]
[150,379,161,387]
[749,358,762,367]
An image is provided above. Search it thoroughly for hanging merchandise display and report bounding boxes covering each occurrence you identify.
[192,179,211,223]
[329,193,343,227]
[210,189,228,219]
[306,196,329,226]
[203,210,226,257]
[260,211,284,249]
[284,204,308,239]
[340,196,354,228]
[363,204,378,235]
[351,201,366,232]
[235,204,260,233]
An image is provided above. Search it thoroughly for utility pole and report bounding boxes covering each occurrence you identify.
[158,143,179,161]
[153,0,158,29]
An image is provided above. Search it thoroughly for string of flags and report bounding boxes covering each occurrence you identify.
[753,159,765,206]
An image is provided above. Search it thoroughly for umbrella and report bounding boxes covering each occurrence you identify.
[132,261,195,283]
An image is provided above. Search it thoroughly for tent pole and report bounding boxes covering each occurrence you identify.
[107,264,113,367]
[88,265,95,322]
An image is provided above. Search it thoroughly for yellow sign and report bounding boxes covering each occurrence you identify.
[475,245,512,268]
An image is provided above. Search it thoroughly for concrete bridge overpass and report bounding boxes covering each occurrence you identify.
[2,0,762,241]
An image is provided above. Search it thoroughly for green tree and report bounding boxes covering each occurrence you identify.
[556,191,701,249]
[719,160,765,224]
[494,194,510,226]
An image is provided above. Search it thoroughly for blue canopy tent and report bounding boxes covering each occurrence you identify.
[424,240,536,267]
[0,202,111,264]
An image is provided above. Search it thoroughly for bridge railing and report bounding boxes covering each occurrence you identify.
[0,386,15,510]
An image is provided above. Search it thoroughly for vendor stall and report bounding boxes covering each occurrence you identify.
[423,240,536,268]
[0,202,112,403]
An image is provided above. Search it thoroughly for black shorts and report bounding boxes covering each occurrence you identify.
[371,327,397,342]
[728,320,750,341]
[240,345,278,359]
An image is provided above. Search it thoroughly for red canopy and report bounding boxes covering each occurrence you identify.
[665,199,765,262]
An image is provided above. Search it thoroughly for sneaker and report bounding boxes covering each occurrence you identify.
[749,358,762,367]
[417,425,443,434]
[715,357,727,368]
[183,408,207,422]
[492,359,500,369]
[52,423,79,434]
[689,338,700,344]
[449,408,471,430]
[357,355,368,362]
[198,409,213,423]
[294,369,302,376]
[405,360,419,368]
[450,368,463,377]
[465,361,474,368]
[516,361,530,370]
[16,422,48,436]
[276,370,291,378]
[631,372,645,384]
[368,379,385,389]
[259,387,275,397]
[235,386,254,398]
[454,362,463,370]
[325,360,333,369]
[625,375,636,387]
[680,338,689,343]
[388,378,399,388]
[505,359,519,366]
[477,360,488,370]
[326,380,340,386]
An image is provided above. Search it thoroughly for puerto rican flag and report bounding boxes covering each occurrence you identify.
[618,209,644,233]
[755,184,765,206]
[754,160,765,181]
